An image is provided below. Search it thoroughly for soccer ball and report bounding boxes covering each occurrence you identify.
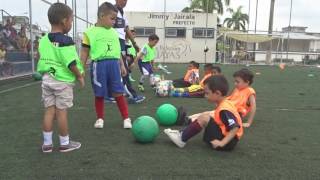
[156,104,178,126]
[132,116,159,143]
[156,80,173,97]
[150,74,161,86]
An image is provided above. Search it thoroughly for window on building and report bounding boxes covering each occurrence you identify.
[165,27,186,38]
[193,28,215,38]
[134,27,156,37]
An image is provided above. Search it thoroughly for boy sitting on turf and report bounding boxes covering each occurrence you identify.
[37,3,84,153]
[227,68,256,127]
[165,75,243,151]
[186,68,256,128]
[172,61,200,88]
[171,64,221,97]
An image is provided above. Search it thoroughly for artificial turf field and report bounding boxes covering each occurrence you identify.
[1,64,320,179]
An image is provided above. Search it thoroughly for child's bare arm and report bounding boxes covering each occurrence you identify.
[243,95,256,128]
[119,56,127,77]
[131,52,143,68]
[80,47,89,69]
[69,64,84,88]
[211,127,239,148]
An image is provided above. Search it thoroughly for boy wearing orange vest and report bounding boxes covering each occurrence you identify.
[227,68,256,128]
[171,64,221,97]
[165,75,243,151]
[172,61,199,88]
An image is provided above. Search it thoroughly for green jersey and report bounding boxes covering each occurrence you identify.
[141,44,156,63]
[37,34,84,83]
[85,26,121,61]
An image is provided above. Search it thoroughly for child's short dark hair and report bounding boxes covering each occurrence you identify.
[148,34,159,41]
[98,2,118,18]
[212,66,221,73]
[190,61,200,69]
[204,75,229,96]
[48,3,73,25]
[233,68,254,85]
[204,63,213,70]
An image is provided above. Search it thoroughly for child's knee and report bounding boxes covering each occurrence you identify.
[197,114,210,128]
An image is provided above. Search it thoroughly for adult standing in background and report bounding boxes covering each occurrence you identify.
[113,0,145,104]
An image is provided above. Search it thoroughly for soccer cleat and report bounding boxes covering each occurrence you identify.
[164,129,186,148]
[59,140,81,153]
[94,118,104,129]
[42,144,53,153]
[123,118,132,129]
[104,97,116,103]
[128,95,146,104]
[138,85,144,92]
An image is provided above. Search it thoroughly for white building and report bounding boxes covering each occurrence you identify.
[256,26,320,62]
[125,12,217,63]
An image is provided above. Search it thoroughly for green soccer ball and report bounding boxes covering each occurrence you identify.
[32,72,42,81]
[156,103,178,126]
[132,116,160,143]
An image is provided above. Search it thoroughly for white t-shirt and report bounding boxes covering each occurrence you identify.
[114,10,128,40]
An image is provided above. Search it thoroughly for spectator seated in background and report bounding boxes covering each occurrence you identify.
[172,61,200,88]
[231,47,247,63]
[1,19,18,50]
[17,30,29,53]
[0,43,14,76]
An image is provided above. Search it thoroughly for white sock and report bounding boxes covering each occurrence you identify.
[43,131,53,146]
[149,74,154,85]
[59,135,69,146]
[140,75,146,84]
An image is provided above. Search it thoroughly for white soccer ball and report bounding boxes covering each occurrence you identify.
[151,74,162,86]
[156,80,173,97]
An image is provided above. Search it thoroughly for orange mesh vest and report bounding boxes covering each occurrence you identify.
[199,73,213,88]
[212,100,243,139]
[227,87,256,117]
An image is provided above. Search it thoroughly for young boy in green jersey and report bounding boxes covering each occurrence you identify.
[131,34,159,92]
[37,3,84,153]
[81,2,132,129]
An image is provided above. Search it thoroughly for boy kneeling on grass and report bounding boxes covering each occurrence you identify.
[164,75,243,151]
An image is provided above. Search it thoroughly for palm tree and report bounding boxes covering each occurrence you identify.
[223,6,249,31]
[181,0,230,15]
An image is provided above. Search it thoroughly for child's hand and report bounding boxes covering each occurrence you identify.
[120,65,127,77]
[129,63,135,70]
[211,140,224,149]
[133,44,140,52]
[77,76,85,88]
[153,66,159,71]
[243,123,251,128]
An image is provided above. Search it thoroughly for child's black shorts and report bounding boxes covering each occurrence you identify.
[203,118,239,151]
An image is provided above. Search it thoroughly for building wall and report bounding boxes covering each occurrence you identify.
[125,12,217,63]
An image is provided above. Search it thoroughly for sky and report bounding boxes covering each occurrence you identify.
[0,0,319,33]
